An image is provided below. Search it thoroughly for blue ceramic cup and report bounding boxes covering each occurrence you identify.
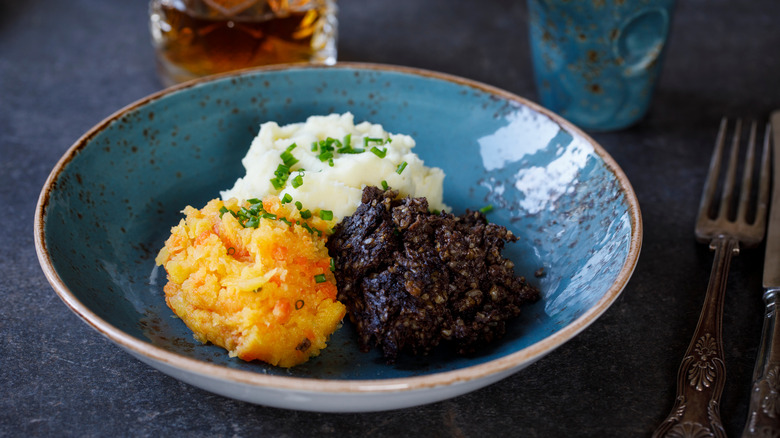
[527,0,675,131]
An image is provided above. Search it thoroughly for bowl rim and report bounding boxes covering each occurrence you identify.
[34,62,643,395]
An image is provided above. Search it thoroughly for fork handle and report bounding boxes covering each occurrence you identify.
[653,236,737,438]
[741,288,780,437]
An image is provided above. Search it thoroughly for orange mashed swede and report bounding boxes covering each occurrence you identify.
[155,196,346,367]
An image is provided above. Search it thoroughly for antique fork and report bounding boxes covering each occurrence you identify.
[653,118,771,438]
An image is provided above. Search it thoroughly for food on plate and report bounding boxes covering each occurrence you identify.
[326,186,541,362]
[155,196,345,367]
[221,112,448,222]
[157,114,541,367]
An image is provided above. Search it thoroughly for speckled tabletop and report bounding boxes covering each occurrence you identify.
[3,0,780,436]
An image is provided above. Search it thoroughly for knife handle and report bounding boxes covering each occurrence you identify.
[741,288,780,437]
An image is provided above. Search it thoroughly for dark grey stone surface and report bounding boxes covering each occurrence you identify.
[2,0,779,436]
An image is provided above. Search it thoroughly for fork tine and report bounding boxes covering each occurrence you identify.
[736,121,758,222]
[754,122,772,229]
[699,118,729,220]
[718,119,742,220]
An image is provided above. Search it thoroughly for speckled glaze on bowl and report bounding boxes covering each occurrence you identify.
[35,63,642,412]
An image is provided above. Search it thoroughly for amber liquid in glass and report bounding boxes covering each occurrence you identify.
[154,4,327,82]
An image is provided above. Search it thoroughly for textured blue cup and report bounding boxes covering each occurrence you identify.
[527,0,675,131]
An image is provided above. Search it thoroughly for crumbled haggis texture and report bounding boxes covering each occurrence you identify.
[326,186,540,362]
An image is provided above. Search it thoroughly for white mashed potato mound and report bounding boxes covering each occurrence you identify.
[221,113,448,221]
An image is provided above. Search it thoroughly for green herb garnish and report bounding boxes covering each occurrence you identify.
[314,274,327,283]
[280,146,298,167]
[244,217,260,228]
[319,210,333,221]
[270,163,291,190]
[363,137,385,147]
[370,146,387,158]
[290,171,304,188]
[396,161,408,174]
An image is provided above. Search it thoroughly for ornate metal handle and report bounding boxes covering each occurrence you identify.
[653,237,737,438]
[741,288,780,437]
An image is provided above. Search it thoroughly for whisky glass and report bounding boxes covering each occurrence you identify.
[150,0,337,86]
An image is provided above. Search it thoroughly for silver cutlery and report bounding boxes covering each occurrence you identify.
[654,118,771,438]
[741,111,780,437]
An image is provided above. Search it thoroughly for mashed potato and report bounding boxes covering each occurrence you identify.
[155,196,345,368]
[220,113,447,221]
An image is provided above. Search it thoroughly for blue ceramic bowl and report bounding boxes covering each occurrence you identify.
[35,63,642,412]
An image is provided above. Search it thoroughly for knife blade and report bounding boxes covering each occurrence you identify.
[764,111,780,289]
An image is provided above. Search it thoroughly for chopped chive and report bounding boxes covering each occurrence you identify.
[328,158,334,167]
[286,143,297,152]
[314,274,327,283]
[343,134,352,148]
[275,164,290,176]
[319,210,333,221]
[291,173,304,188]
[311,141,318,151]
[295,201,303,210]
[363,137,384,147]
[318,150,334,162]
[396,161,408,174]
[381,180,389,190]
[270,163,291,189]
[279,217,292,226]
[280,150,298,167]
[301,223,314,234]
[245,217,260,228]
[300,209,312,219]
[329,258,335,272]
[479,204,494,213]
[219,206,230,217]
[281,193,293,204]
[247,198,261,205]
[262,213,277,220]
[370,146,387,158]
